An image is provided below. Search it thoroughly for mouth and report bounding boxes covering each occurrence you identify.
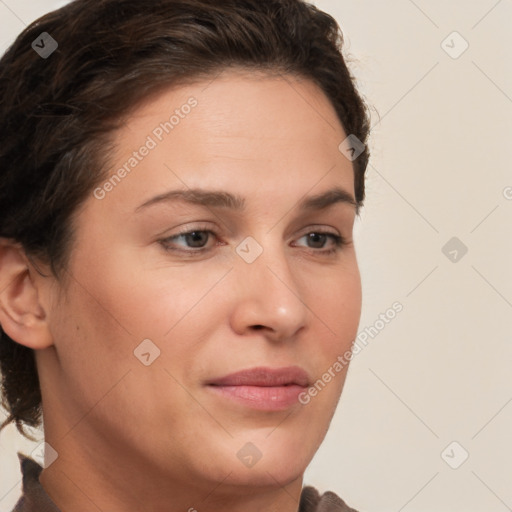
[205,366,310,411]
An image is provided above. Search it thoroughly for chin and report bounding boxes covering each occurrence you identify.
[224,459,307,489]
[229,437,312,487]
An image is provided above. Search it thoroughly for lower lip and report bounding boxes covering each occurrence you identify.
[206,384,306,410]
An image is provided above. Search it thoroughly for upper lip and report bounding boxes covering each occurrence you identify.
[206,366,310,387]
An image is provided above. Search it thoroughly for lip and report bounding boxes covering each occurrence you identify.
[205,366,310,411]
[206,366,310,387]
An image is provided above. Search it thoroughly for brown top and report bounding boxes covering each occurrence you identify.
[12,452,359,512]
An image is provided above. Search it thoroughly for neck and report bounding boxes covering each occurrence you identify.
[39,435,305,512]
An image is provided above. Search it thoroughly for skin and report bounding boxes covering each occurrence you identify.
[0,68,362,512]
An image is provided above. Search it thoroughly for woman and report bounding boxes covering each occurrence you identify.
[0,0,371,510]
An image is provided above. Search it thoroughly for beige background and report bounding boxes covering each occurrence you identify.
[1,1,511,511]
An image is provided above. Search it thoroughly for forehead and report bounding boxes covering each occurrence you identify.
[90,70,355,218]
[118,69,348,152]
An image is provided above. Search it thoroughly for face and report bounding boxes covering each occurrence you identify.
[36,69,362,494]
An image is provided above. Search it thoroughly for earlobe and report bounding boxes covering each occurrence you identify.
[0,239,54,349]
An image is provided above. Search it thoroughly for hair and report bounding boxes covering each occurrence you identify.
[0,0,372,439]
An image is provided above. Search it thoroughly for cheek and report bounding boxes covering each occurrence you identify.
[59,248,222,411]
[315,264,362,343]
[304,264,361,397]
[83,245,232,340]
[49,266,202,437]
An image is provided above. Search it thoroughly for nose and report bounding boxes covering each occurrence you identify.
[229,237,309,342]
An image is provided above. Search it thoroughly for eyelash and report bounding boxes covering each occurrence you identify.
[158,225,348,257]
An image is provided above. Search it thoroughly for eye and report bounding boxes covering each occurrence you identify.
[293,231,347,254]
[159,228,216,253]
[158,226,348,256]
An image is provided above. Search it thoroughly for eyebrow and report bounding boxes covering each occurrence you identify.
[135,186,358,214]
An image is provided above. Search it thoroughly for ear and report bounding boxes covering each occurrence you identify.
[0,238,54,349]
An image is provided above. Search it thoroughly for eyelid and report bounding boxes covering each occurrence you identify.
[156,221,215,239]
[295,224,339,236]
[162,222,343,239]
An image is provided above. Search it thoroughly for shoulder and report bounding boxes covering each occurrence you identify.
[299,485,361,512]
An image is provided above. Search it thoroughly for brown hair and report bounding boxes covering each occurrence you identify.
[0,0,372,438]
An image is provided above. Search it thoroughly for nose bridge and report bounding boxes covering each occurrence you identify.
[231,231,308,335]
[237,232,295,291]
